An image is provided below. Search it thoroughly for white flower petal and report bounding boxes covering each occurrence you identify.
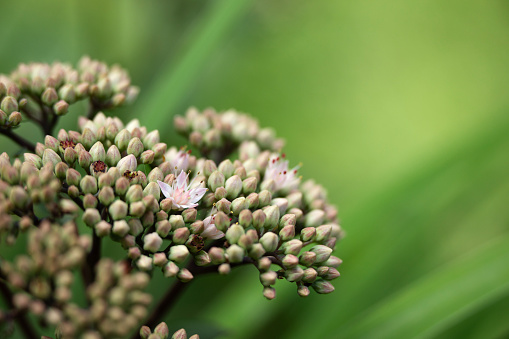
[157,180,172,199]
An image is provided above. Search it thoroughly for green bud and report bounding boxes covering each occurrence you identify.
[279,225,295,241]
[310,245,333,263]
[82,128,97,150]
[23,153,42,168]
[302,268,318,283]
[189,220,204,234]
[115,129,131,151]
[153,252,168,267]
[280,214,296,228]
[259,271,277,286]
[89,142,106,162]
[64,147,77,164]
[238,209,252,227]
[213,211,230,232]
[203,160,216,177]
[297,285,310,297]
[169,215,185,229]
[35,142,45,157]
[154,322,169,339]
[143,182,160,200]
[214,186,227,200]
[152,143,167,158]
[163,261,179,278]
[67,185,80,198]
[117,154,137,174]
[248,243,265,259]
[147,167,163,183]
[78,150,93,170]
[282,254,299,268]
[225,175,242,199]
[19,162,37,182]
[300,227,316,242]
[168,245,189,263]
[127,137,144,157]
[140,326,152,339]
[140,150,155,165]
[245,193,259,209]
[208,247,225,265]
[109,200,128,220]
[215,198,231,215]
[126,184,143,203]
[10,186,28,209]
[95,221,112,237]
[156,220,171,237]
[282,239,303,255]
[287,191,302,209]
[44,135,60,151]
[272,198,288,215]
[238,234,253,249]
[207,171,225,192]
[323,256,342,268]
[82,208,101,227]
[42,149,61,167]
[136,255,153,271]
[58,84,76,103]
[312,280,335,294]
[112,220,130,237]
[98,173,114,188]
[305,209,325,227]
[258,190,272,207]
[115,177,130,195]
[0,110,6,125]
[106,123,119,141]
[315,225,332,242]
[172,228,190,245]
[226,244,244,263]
[252,209,266,229]
[182,208,197,223]
[231,197,247,216]
[194,250,211,266]
[80,175,98,195]
[129,201,146,217]
[234,166,247,180]
[1,96,18,114]
[218,159,234,178]
[285,266,304,282]
[143,130,160,149]
[53,162,67,180]
[225,224,244,244]
[143,232,163,252]
[259,232,279,252]
[242,177,257,195]
[299,251,317,267]
[263,205,280,230]
[8,112,22,126]
[83,193,98,209]
[129,219,144,236]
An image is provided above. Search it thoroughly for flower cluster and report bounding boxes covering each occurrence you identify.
[140,322,199,339]
[0,59,342,339]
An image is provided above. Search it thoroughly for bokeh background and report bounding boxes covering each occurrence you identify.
[2,1,509,338]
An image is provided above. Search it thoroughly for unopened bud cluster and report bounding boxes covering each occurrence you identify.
[140,323,199,339]
[0,60,342,338]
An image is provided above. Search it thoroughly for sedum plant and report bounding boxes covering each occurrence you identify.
[0,57,343,339]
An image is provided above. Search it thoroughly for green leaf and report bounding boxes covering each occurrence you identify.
[338,234,509,339]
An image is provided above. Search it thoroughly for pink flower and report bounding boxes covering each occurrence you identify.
[263,154,300,193]
[157,170,207,210]
[165,147,190,174]
[201,215,224,240]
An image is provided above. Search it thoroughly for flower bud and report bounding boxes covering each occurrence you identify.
[234,166,247,180]
[112,220,130,237]
[207,171,225,192]
[53,100,69,116]
[285,266,304,282]
[154,322,169,339]
[127,137,144,157]
[95,221,112,237]
[80,175,98,194]
[305,209,325,227]
[252,210,266,229]
[238,209,252,228]
[109,200,128,220]
[231,197,247,216]
[301,267,318,283]
[168,245,189,263]
[225,224,244,244]
[143,182,160,200]
[240,177,257,195]
[194,251,211,266]
[115,177,130,195]
[163,261,180,278]
[143,232,163,252]
[129,201,146,218]
[182,208,197,223]
[81,128,96,149]
[8,112,22,126]
[1,96,18,114]
[78,150,93,170]
[24,153,42,168]
[117,154,137,174]
[300,227,316,242]
[153,220,170,238]
[148,167,163,183]
[279,224,295,241]
[263,205,280,230]
[312,280,335,294]
[203,160,216,177]
[315,225,332,242]
[259,232,278,252]
[63,147,77,164]
[42,149,61,167]
[260,271,277,286]
[282,239,303,255]
[137,255,153,271]
[143,130,160,149]
[89,142,106,162]
[258,190,272,207]
[215,198,231,215]
[169,215,185,230]
[172,228,190,245]
[213,211,229,232]
[140,150,155,165]
[208,247,225,265]
[152,143,167,158]
[323,256,343,268]
[82,193,97,209]
[222,175,241,200]
[140,326,152,339]
[42,87,58,105]
[310,245,333,263]
[115,129,131,151]
[272,198,288,215]
[297,285,310,297]
[82,208,101,227]
[226,244,244,263]
[218,159,235,178]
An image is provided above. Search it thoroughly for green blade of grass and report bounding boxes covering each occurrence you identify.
[338,233,509,339]
[138,0,252,132]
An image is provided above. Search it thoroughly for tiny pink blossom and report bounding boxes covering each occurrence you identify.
[157,170,207,210]
[201,215,224,240]
[165,147,190,174]
[263,154,300,193]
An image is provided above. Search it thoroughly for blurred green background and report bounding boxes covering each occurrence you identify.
[2,1,509,338]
